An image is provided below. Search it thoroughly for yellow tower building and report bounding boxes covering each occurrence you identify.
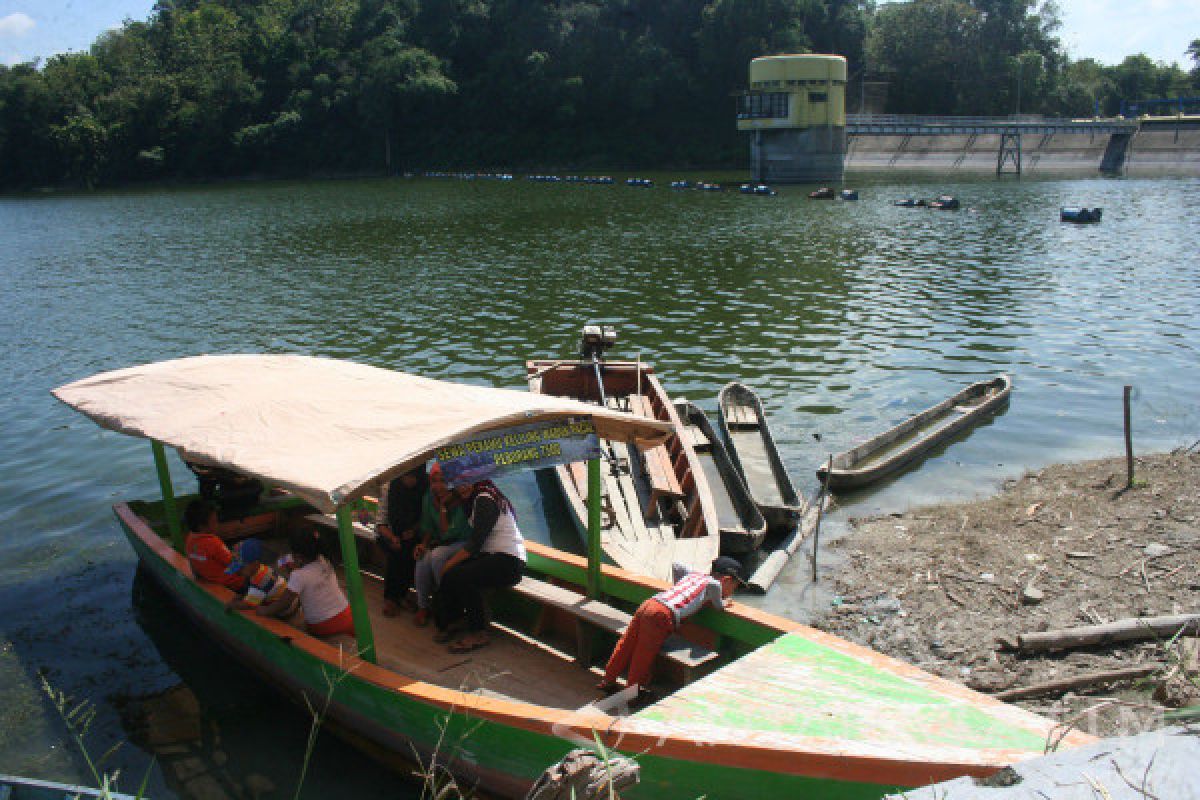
[737,54,847,182]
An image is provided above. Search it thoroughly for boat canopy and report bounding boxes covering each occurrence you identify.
[53,354,672,513]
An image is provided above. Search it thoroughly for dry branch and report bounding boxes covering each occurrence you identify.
[1013,614,1200,654]
[994,665,1162,701]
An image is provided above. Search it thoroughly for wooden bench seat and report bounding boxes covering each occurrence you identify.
[305,512,378,542]
[512,576,719,682]
[627,395,685,516]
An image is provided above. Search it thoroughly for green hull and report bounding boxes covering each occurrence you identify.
[117,510,893,799]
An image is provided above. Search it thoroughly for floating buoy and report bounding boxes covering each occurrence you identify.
[1060,207,1102,223]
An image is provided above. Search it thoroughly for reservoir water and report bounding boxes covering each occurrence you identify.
[1,173,1198,797]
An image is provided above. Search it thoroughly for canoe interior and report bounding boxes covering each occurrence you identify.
[675,400,767,553]
[717,382,802,528]
[820,376,1012,488]
[125,493,740,710]
[527,360,719,579]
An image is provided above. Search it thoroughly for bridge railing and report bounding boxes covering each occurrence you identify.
[846,113,1117,126]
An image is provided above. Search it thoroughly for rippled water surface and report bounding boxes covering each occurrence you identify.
[1,173,1198,797]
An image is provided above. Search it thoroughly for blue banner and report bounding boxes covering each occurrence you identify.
[435,416,602,487]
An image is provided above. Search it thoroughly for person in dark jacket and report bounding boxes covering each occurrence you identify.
[376,465,428,616]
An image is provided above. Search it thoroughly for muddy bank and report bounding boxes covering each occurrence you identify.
[814,451,1200,737]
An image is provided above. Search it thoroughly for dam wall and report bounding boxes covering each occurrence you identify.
[845,122,1200,175]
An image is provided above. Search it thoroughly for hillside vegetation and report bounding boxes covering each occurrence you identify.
[0,0,1196,188]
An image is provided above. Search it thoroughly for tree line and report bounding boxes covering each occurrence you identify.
[0,0,1197,188]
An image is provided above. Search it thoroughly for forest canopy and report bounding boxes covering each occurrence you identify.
[0,0,1196,188]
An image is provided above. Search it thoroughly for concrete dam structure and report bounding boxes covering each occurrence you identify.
[845,117,1200,175]
[737,55,847,183]
[735,53,1200,178]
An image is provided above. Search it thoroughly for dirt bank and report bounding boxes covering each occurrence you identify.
[815,451,1200,737]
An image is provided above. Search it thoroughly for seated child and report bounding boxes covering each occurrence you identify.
[595,557,743,698]
[276,530,355,638]
[184,499,245,590]
[224,538,299,618]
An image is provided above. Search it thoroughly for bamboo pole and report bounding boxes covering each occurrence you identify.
[1124,385,1134,488]
[587,458,602,598]
[151,440,183,551]
[337,506,376,662]
[811,455,833,583]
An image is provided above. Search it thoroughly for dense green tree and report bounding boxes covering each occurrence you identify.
[0,0,1191,188]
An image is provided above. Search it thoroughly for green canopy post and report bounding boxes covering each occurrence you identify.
[151,440,183,551]
[587,457,602,598]
[336,506,377,663]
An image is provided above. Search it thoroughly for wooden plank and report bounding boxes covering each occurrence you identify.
[513,577,718,671]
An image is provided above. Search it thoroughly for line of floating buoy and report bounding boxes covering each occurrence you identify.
[739,183,776,196]
[625,178,654,188]
[421,171,514,180]
[808,187,858,200]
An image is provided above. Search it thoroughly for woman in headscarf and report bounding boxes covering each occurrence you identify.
[433,479,526,653]
[375,464,429,616]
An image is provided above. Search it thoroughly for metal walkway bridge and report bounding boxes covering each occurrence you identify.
[845,114,1139,173]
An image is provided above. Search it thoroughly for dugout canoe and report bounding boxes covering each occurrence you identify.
[816,374,1013,491]
[53,355,1089,800]
[527,357,720,581]
[674,399,768,554]
[717,382,804,533]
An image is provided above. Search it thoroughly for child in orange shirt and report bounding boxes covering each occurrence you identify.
[184,499,245,591]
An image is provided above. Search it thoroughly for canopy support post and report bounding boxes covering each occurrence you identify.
[151,441,183,551]
[336,507,377,663]
[587,457,602,598]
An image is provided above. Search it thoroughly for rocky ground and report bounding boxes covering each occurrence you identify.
[814,450,1200,737]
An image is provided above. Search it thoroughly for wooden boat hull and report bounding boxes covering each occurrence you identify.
[817,375,1013,491]
[526,360,720,580]
[114,498,1089,799]
[675,399,768,554]
[717,382,804,533]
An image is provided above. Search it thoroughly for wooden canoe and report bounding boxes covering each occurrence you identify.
[674,399,768,554]
[817,374,1013,491]
[717,382,804,533]
[527,359,721,581]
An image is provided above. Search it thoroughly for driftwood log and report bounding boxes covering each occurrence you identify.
[524,748,640,800]
[1010,614,1200,654]
[992,664,1162,701]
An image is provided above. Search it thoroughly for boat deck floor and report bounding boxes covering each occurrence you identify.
[318,568,603,711]
[634,632,1054,756]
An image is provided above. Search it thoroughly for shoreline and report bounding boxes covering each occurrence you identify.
[812,450,1199,737]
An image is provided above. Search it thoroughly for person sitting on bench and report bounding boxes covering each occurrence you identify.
[433,479,526,653]
[596,557,742,698]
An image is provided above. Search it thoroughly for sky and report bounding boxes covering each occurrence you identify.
[1,0,1198,69]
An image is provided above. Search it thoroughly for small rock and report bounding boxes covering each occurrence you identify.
[1144,543,1172,557]
[1022,586,1045,605]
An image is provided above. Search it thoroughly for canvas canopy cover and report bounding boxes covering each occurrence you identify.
[53,354,673,513]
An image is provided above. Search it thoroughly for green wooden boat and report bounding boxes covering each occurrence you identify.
[53,355,1091,799]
